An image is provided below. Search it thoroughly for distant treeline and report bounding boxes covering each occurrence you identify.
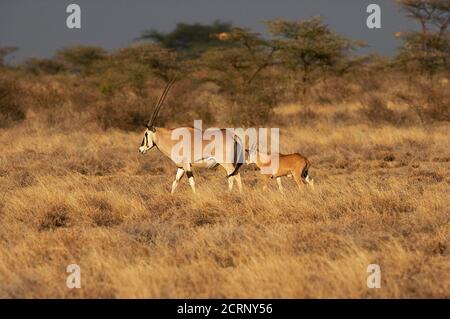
[0,0,448,129]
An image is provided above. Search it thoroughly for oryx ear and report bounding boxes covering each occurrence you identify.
[144,123,156,132]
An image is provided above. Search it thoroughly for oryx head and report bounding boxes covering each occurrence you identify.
[139,78,176,155]
[139,127,156,154]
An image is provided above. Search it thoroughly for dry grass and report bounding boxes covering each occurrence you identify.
[0,104,449,298]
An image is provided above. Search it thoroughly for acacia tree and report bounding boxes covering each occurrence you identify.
[56,46,107,75]
[396,0,450,77]
[116,43,182,82]
[139,21,233,58]
[96,43,188,97]
[266,17,364,99]
[398,0,450,37]
[199,28,276,88]
[197,28,278,124]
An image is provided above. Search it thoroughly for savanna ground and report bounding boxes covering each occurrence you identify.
[0,102,449,298]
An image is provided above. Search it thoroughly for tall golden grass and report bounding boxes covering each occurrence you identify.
[0,103,449,298]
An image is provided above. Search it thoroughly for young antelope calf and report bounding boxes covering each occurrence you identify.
[245,149,314,193]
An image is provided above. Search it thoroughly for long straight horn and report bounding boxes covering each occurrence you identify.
[149,79,172,124]
[147,78,176,128]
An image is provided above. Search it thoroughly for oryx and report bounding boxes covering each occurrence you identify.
[139,79,244,194]
[245,144,313,193]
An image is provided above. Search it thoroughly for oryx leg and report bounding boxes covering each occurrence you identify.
[184,164,196,194]
[221,163,240,192]
[292,169,303,191]
[227,175,234,191]
[262,175,271,191]
[276,177,284,194]
[304,174,314,189]
[234,173,242,193]
[171,167,185,194]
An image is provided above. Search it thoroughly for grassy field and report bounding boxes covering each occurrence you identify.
[0,103,449,298]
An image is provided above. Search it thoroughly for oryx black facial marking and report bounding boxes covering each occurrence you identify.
[139,131,154,154]
[141,132,148,147]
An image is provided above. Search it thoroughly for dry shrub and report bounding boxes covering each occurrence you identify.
[332,110,355,124]
[65,148,126,176]
[136,158,167,175]
[32,86,66,111]
[360,94,395,124]
[313,77,356,105]
[39,205,71,231]
[411,171,444,184]
[96,99,148,131]
[358,73,384,93]
[93,211,122,227]
[90,198,122,227]
[397,81,450,123]
[371,193,415,215]
[22,58,66,75]
[274,106,325,127]
[0,77,25,128]
[12,171,37,188]
[359,94,415,125]
[425,89,450,122]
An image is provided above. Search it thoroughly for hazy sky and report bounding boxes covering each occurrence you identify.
[0,0,418,64]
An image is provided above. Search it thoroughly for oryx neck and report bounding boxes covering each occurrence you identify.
[153,127,172,158]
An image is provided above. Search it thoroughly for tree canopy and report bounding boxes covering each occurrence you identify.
[139,20,233,58]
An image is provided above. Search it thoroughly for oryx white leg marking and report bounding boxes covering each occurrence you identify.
[171,168,185,195]
[234,173,242,193]
[188,175,196,193]
[305,174,314,189]
[227,176,234,191]
[262,175,271,191]
[276,177,284,194]
[184,164,196,194]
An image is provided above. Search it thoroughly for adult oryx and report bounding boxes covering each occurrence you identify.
[138,80,244,194]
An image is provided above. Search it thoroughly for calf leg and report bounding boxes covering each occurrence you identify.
[292,168,303,190]
[262,175,271,191]
[276,177,284,194]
